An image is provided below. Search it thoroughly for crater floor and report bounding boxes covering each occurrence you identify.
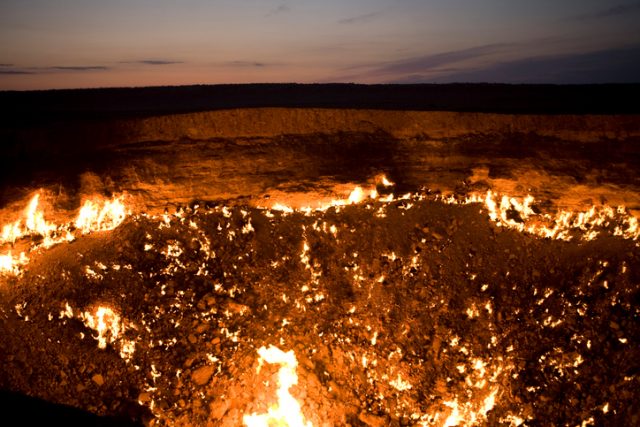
[1,195,638,426]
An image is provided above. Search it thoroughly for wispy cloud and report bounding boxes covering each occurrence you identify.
[0,65,109,74]
[338,11,382,25]
[568,2,640,20]
[47,66,109,71]
[367,43,514,76]
[266,2,290,17]
[0,69,33,75]
[225,61,276,68]
[392,45,640,84]
[133,60,183,65]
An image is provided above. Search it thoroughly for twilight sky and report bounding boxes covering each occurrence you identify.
[1,0,640,90]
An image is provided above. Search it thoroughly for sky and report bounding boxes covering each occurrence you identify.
[1,0,639,90]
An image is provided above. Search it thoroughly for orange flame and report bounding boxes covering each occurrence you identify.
[75,197,127,233]
[80,305,135,361]
[243,345,312,427]
[0,192,129,275]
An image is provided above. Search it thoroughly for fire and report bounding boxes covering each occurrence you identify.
[80,305,136,361]
[0,252,29,275]
[81,306,123,350]
[1,193,58,245]
[243,345,312,427]
[446,190,640,242]
[75,196,127,233]
[0,192,129,275]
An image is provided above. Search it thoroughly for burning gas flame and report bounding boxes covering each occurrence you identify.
[443,190,640,241]
[1,193,60,245]
[243,345,312,427]
[75,196,127,233]
[80,305,135,361]
[0,192,128,275]
[81,306,123,350]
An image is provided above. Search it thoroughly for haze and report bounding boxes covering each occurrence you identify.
[1,0,639,90]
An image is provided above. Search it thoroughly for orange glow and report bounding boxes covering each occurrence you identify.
[80,305,135,361]
[0,192,129,275]
[75,196,127,233]
[0,252,29,275]
[243,345,312,427]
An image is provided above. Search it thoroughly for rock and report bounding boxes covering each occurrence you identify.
[227,302,250,314]
[209,399,230,419]
[358,412,387,427]
[138,392,152,403]
[610,321,620,330]
[196,323,209,334]
[192,365,215,386]
[92,374,104,386]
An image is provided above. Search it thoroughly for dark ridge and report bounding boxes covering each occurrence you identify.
[0,83,639,126]
[0,390,147,427]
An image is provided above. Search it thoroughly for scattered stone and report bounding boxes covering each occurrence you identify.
[91,374,104,386]
[358,411,388,427]
[209,399,230,419]
[191,365,215,386]
[138,392,152,404]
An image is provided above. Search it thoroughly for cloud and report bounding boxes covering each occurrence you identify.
[0,69,33,75]
[569,2,640,20]
[367,43,514,76]
[266,3,290,16]
[47,66,109,71]
[137,60,182,65]
[0,65,108,74]
[120,60,183,65]
[226,61,271,67]
[338,11,382,25]
[391,45,640,84]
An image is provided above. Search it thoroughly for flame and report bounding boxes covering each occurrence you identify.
[0,252,29,275]
[380,175,394,187]
[80,305,136,361]
[0,192,128,275]
[1,194,57,245]
[445,190,640,242]
[348,186,365,204]
[81,306,123,349]
[243,345,312,427]
[75,196,127,233]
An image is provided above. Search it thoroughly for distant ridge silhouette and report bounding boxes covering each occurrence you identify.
[1,83,639,126]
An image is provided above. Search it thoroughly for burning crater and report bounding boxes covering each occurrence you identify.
[1,98,639,426]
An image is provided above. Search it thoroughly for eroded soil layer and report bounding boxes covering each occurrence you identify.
[1,197,638,426]
[2,109,640,220]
